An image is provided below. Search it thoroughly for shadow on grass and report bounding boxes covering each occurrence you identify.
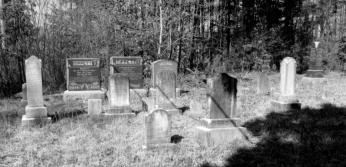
[201,104,346,167]
[48,103,86,123]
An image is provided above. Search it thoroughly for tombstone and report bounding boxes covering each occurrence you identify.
[63,58,106,107]
[271,57,301,111]
[21,83,28,105]
[305,41,324,78]
[145,109,171,149]
[257,73,270,95]
[88,99,102,115]
[110,56,144,89]
[22,56,51,126]
[104,74,134,117]
[195,73,248,146]
[151,60,180,113]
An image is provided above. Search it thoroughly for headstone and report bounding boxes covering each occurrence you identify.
[110,56,143,88]
[196,73,247,146]
[151,60,178,112]
[105,74,134,117]
[271,57,301,111]
[63,58,105,105]
[151,60,177,87]
[88,99,102,115]
[22,56,51,126]
[145,109,171,148]
[257,73,270,95]
[305,41,324,78]
[280,57,296,97]
[66,58,101,91]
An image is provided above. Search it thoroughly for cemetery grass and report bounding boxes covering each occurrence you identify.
[0,72,346,166]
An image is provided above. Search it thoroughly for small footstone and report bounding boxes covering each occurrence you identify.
[88,99,102,115]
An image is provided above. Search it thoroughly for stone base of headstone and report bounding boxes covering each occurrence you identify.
[195,118,247,146]
[270,100,301,112]
[25,106,48,117]
[21,115,51,127]
[102,112,136,118]
[103,106,135,118]
[149,88,182,96]
[305,69,324,78]
[63,90,106,103]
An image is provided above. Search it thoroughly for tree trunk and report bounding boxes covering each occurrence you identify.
[0,0,5,49]
[158,0,163,58]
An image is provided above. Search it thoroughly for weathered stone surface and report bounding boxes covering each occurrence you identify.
[280,57,296,97]
[195,126,248,146]
[22,56,50,127]
[155,70,176,110]
[106,74,131,114]
[66,58,101,91]
[110,56,143,88]
[145,109,171,148]
[63,90,106,103]
[88,99,102,115]
[151,60,177,87]
[257,73,270,95]
[207,73,237,119]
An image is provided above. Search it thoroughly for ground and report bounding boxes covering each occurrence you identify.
[1,72,346,167]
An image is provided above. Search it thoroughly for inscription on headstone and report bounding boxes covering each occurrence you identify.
[67,58,101,91]
[145,109,171,148]
[110,56,143,88]
[108,74,130,113]
[207,73,237,119]
[151,60,177,87]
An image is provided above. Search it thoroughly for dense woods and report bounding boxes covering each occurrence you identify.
[0,0,346,97]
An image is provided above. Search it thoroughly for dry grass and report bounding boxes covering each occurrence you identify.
[1,72,346,167]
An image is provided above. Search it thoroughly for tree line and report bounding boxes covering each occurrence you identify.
[0,0,346,97]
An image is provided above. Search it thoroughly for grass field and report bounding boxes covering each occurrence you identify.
[1,72,346,167]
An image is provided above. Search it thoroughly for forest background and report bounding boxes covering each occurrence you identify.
[0,0,346,97]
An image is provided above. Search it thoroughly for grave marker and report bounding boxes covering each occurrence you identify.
[257,73,270,95]
[110,56,143,88]
[196,73,247,146]
[22,56,51,126]
[145,109,171,148]
[88,99,102,115]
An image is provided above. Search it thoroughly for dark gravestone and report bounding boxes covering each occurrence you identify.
[305,42,324,78]
[67,58,101,91]
[208,73,237,119]
[196,73,247,146]
[110,56,143,89]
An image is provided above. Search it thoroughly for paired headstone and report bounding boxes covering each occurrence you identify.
[22,56,51,126]
[151,60,179,112]
[63,58,105,105]
[271,57,301,111]
[196,73,248,146]
[145,109,171,149]
[110,56,143,88]
[105,74,134,117]
[88,99,102,115]
[256,73,270,95]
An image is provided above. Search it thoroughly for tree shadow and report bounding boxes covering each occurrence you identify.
[201,103,346,167]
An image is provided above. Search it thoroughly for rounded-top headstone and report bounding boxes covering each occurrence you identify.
[25,56,44,107]
[280,57,296,97]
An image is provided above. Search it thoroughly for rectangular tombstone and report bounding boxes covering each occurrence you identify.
[207,73,237,119]
[145,109,171,148]
[66,58,101,91]
[151,60,177,87]
[257,73,270,95]
[110,56,143,89]
[155,70,176,110]
[22,56,51,127]
[88,99,102,115]
[107,74,131,113]
[280,57,296,97]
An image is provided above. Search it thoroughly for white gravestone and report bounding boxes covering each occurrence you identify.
[145,109,171,149]
[22,56,51,126]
